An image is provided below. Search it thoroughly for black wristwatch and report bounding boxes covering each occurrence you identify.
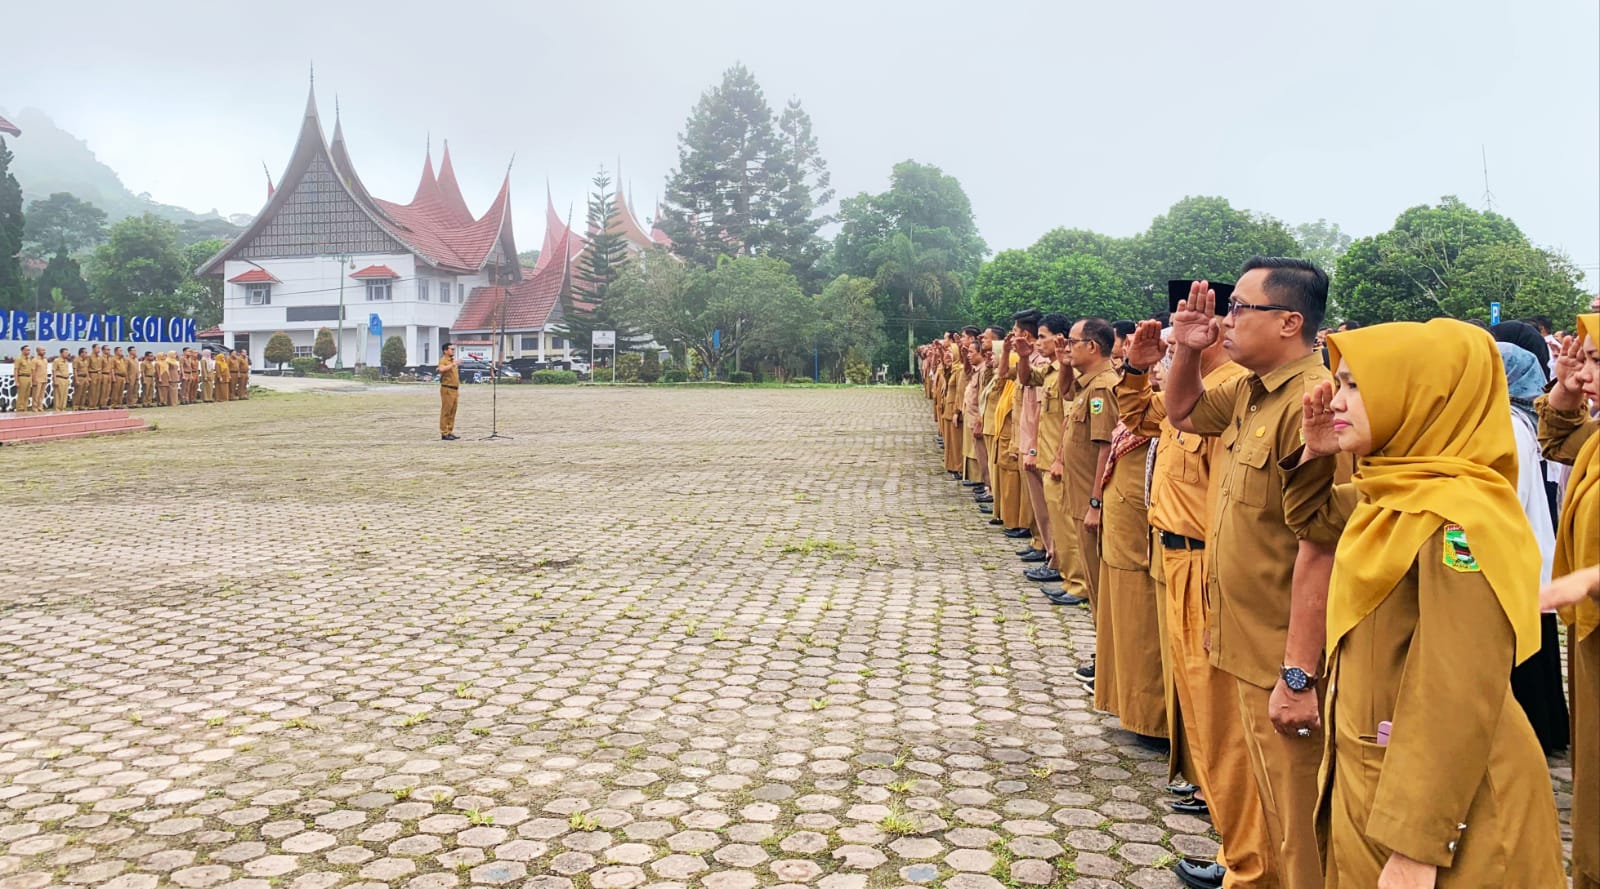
[1280,665,1314,693]
[1088,497,1102,510]
[1123,364,1147,376]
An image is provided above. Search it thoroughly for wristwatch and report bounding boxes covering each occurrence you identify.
[1088,497,1102,510]
[1280,665,1315,693]
[1123,364,1147,376]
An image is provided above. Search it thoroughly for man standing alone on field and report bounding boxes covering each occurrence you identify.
[438,343,461,440]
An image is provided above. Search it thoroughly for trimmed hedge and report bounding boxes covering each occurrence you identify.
[289,357,318,377]
[728,371,754,384]
[661,369,689,383]
[531,369,579,385]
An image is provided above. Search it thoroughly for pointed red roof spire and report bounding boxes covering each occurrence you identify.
[434,140,475,225]
[412,140,440,207]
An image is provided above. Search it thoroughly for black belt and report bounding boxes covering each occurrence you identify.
[1158,530,1205,551]
[441,384,459,390]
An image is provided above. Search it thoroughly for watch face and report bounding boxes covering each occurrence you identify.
[1283,667,1310,691]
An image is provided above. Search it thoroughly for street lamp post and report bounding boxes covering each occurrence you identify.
[905,223,916,380]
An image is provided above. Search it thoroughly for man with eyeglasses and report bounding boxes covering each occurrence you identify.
[1060,317,1120,679]
[1162,257,1339,889]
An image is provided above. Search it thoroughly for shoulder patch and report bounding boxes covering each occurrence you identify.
[1090,397,1105,415]
[1442,524,1480,573]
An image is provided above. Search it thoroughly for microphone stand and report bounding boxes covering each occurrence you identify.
[481,278,512,441]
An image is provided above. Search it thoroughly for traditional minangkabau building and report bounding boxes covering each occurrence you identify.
[198,85,519,369]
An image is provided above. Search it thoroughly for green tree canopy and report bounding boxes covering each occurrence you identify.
[85,213,186,315]
[659,64,831,279]
[313,327,337,364]
[0,138,24,311]
[814,275,886,381]
[1332,196,1586,328]
[1136,195,1300,285]
[23,192,107,255]
[970,250,1141,325]
[557,168,642,358]
[34,251,90,314]
[1293,219,1353,276]
[380,335,407,374]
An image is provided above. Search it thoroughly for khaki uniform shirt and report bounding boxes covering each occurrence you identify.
[13,355,31,385]
[438,356,460,387]
[52,357,71,382]
[942,364,966,423]
[1118,360,1248,540]
[1063,364,1119,515]
[1036,362,1066,468]
[1016,352,1050,457]
[1184,351,1341,687]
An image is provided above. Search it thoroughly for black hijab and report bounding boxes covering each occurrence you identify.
[1490,321,1551,382]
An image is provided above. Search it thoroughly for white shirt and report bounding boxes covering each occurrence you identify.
[1510,409,1556,588]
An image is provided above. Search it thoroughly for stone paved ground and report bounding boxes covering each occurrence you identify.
[0,385,1576,888]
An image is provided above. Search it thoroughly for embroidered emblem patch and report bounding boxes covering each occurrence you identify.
[1255,425,1266,438]
[1442,524,1480,573]
[1090,397,1104,415]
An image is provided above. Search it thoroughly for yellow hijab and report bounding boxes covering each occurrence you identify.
[1555,313,1600,639]
[1326,319,1542,664]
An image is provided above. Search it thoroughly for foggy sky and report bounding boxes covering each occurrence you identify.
[4,0,1597,279]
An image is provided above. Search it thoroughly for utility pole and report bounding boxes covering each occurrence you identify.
[905,223,916,379]
[335,252,352,370]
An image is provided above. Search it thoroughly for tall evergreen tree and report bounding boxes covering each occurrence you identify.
[556,168,643,358]
[660,64,830,281]
[0,138,25,311]
[35,251,89,315]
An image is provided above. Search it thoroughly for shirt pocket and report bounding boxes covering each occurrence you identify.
[1235,439,1272,509]
[1173,432,1205,485]
[1068,400,1089,442]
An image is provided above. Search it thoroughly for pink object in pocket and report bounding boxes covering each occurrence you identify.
[1376,720,1391,746]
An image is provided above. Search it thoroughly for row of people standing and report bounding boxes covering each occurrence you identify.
[5,345,251,412]
[921,258,1599,889]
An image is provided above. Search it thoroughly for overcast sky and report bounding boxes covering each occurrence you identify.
[4,0,1596,278]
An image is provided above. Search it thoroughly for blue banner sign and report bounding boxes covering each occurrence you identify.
[0,311,198,344]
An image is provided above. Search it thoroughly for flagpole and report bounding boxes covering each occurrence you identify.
[481,259,512,441]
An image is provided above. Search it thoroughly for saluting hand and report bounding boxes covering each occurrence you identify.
[1551,333,1587,408]
[1124,320,1165,371]
[1013,336,1033,359]
[1300,380,1341,459]
[1170,281,1221,351]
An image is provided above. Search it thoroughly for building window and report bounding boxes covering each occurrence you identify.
[418,279,430,301]
[458,283,465,302]
[246,284,272,306]
[293,345,313,357]
[366,281,392,301]
[520,336,540,350]
[435,279,450,303]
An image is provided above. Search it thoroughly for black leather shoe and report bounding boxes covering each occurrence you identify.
[1172,858,1226,889]
[1024,567,1062,582]
[441,434,459,440]
[1074,662,1095,680]
[1015,546,1039,556]
[1047,592,1088,607]
[974,493,993,503]
[988,518,1004,526]
[1171,795,1209,815]
[961,480,982,487]
[1003,528,1032,539]
[1134,734,1171,755]
[1166,782,1198,796]
[1019,549,1048,563]
[977,504,993,514]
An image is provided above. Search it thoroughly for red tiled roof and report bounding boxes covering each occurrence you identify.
[0,114,18,138]
[434,144,476,227]
[455,229,571,333]
[534,186,585,273]
[351,264,400,279]
[611,187,657,253]
[197,326,224,338]
[227,268,280,284]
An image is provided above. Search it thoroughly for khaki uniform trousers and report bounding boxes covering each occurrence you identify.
[1071,517,1102,618]
[1234,674,1324,889]
[1045,475,1085,596]
[30,376,46,413]
[440,385,459,435]
[14,374,31,411]
[1164,543,1277,888]
[1574,629,1599,889]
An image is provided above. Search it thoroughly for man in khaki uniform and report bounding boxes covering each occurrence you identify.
[12,346,33,412]
[200,350,215,402]
[1121,295,1275,889]
[1032,314,1086,605]
[1163,259,1339,889]
[50,349,71,411]
[139,353,157,407]
[235,351,250,399]
[1061,318,1119,620]
[123,349,139,407]
[70,348,89,409]
[98,345,114,407]
[438,343,461,439]
[30,348,48,413]
[109,348,127,408]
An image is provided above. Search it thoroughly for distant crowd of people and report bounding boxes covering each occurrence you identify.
[3,345,252,412]
[922,257,1600,889]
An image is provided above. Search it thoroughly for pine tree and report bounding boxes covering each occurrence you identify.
[556,168,643,357]
[0,138,25,311]
[659,64,782,268]
[35,251,89,313]
[772,99,834,290]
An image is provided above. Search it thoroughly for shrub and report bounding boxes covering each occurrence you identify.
[639,350,662,383]
[661,368,689,383]
[380,336,407,375]
[612,352,643,383]
[531,369,578,385]
[263,331,295,369]
[357,367,383,382]
[312,327,338,364]
[845,361,871,385]
[729,371,753,384]
[289,357,318,377]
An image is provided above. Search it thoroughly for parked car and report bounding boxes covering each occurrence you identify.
[457,361,521,383]
[567,359,592,375]
[404,364,436,381]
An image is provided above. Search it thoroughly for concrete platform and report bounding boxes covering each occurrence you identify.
[0,407,149,444]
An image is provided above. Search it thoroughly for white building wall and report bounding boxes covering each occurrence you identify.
[222,254,495,368]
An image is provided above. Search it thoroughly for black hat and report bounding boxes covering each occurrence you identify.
[1167,280,1234,316]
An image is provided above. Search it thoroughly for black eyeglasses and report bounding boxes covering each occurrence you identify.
[1228,299,1298,317]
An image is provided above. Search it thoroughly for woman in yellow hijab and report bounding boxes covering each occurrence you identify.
[1538,312,1600,889]
[1302,318,1563,888]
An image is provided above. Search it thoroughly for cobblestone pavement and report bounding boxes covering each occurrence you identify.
[0,385,1576,888]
